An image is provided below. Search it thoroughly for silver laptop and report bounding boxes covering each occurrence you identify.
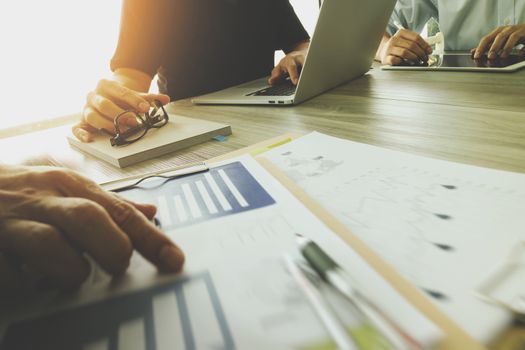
[192,0,396,106]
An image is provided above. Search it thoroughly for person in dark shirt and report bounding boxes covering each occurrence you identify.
[73,0,310,142]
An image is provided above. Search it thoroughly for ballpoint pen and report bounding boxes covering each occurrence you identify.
[394,21,443,51]
[296,234,423,350]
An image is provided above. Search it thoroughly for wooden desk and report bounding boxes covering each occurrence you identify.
[165,64,525,174]
[165,67,525,349]
[2,64,523,176]
[0,65,523,349]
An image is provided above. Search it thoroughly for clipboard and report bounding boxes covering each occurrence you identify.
[101,133,507,349]
[256,156,484,350]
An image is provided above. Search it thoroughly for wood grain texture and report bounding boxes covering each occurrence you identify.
[166,64,525,173]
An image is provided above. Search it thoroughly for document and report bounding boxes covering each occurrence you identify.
[263,132,525,343]
[1,156,440,350]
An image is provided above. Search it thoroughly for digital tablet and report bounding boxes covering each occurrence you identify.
[382,53,525,72]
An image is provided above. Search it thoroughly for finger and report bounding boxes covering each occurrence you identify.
[389,46,420,62]
[96,79,150,113]
[394,37,429,60]
[130,202,157,220]
[83,106,116,134]
[53,173,184,272]
[98,197,184,273]
[269,65,286,85]
[488,28,512,59]
[141,93,171,106]
[385,55,403,66]
[20,196,134,275]
[87,92,127,121]
[474,27,502,58]
[112,192,157,220]
[398,29,432,55]
[285,61,299,85]
[501,32,522,58]
[72,121,97,143]
[0,219,90,290]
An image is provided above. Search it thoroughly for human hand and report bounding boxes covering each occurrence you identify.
[472,24,525,59]
[378,29,433,65]
[0,165,184,296]
[269,49,307,85]
[73,79,170,143]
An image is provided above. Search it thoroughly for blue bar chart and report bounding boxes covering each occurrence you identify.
[2,272,234,350]
[123,162,276,229]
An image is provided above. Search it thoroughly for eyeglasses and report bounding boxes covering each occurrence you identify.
[111,162,209,192]
[103,100,169,147]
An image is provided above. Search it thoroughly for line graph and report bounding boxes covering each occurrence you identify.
[264,132,525,339]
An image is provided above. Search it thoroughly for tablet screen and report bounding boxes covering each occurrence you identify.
[436,54,525,68]
[403,54,525,68]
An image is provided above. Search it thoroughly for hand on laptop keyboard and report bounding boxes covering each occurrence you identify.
[268,41,309,85]
[247,80,297,97]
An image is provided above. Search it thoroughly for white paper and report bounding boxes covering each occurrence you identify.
[263,131,525,343]
[1,156,441,349]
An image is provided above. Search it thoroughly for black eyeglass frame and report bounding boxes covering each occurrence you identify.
[106,100,169,147]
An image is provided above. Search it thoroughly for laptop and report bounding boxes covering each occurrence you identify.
[192,0,397,106]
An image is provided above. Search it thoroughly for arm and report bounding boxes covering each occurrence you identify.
[377,0,435,65]
[268,0,311,85]
[73,0,170,142]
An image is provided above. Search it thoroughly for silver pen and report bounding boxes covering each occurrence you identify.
[297,234,422,350]
[283,254,357,350]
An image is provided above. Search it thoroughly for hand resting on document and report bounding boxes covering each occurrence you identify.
[0,165,184,296]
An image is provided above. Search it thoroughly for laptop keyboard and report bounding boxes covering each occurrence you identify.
[247,81,297,96]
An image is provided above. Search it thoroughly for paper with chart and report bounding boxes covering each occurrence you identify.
[1,156,440,350]
[263,131,525,342]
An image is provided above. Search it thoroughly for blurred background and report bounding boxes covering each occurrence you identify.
[0,1,319,132]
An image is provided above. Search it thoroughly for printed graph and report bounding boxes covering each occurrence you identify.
[122,162,276,229]
[266,137,525,339]
[1,272,234,350]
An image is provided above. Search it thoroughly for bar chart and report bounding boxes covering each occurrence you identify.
[123,162,276,229]
[2,272,234,350]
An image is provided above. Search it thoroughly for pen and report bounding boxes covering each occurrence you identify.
[394,21,442,49]
[283,254,357,350]
[394,21,405,31]
[296,234,422,350]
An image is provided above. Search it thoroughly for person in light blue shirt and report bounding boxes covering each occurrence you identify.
[376,0,525,65]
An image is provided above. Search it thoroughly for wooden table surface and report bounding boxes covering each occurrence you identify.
[1,64,523,349]
[165,64,525,174]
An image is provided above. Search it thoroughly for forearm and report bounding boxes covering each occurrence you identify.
[112,68,153,93]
